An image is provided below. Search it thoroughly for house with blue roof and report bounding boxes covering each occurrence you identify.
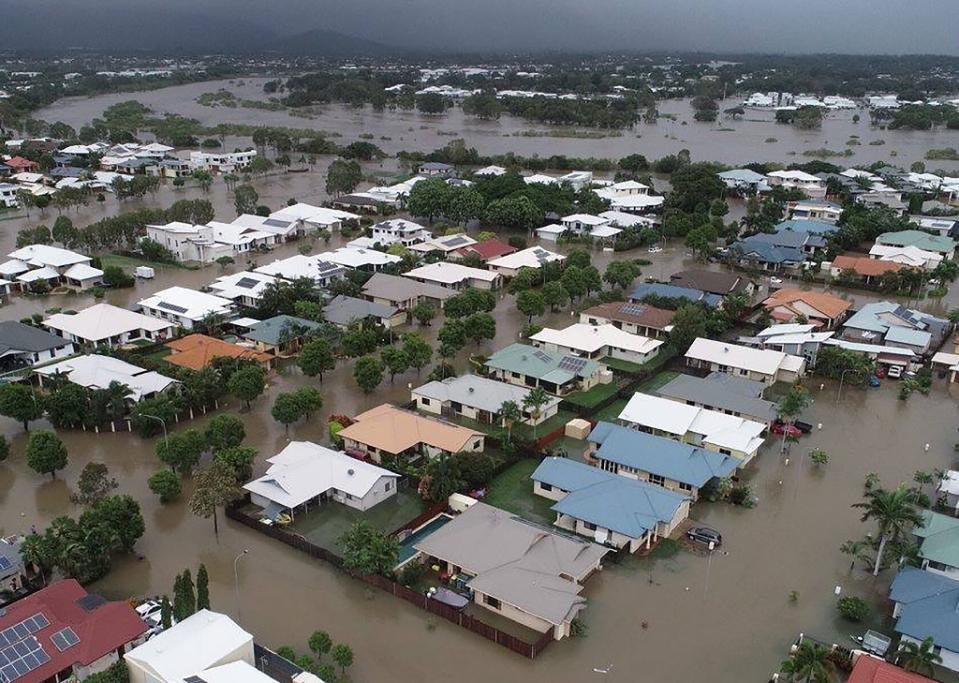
[729,231,820,271]
[889,567,959,672]
[629,283,722,308]
[841,301,950,355]
[531,457,690,553]
[775,219,839,236]
[585,421,739,500]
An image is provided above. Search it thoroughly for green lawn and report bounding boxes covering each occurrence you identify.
[595,398,628,424]
[637,370,680,393]
[442,409,577,444]
[98,253,199,272]
[483,459,556,526]
[601,356,653,374]
[564,382,620,410]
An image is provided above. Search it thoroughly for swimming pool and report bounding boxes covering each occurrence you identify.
[396,514,453,566]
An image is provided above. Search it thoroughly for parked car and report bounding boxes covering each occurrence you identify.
[868,375,881,387]
[887,365,903,379]
[687,526,722,547]
[769,276,783,285]
[135,599,163,623]
[875,365,886,379]
[647,245,663,254]
[772,422,803,438]
[794,420,813,434]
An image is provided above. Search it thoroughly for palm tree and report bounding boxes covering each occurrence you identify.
[853,483,924,576]
[522,387,550,440]
[777,385,810,456]
[897,637,942,676]
[105,381,133,421]
[780,641,836,683]
[499,400,521,443]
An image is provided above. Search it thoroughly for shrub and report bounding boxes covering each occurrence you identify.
[837,596,870,622]
[398,562,425,587]
[148,469,182,503]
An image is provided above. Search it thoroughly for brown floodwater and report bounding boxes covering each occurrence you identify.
[36,77,959,171]
[4,86,959,682]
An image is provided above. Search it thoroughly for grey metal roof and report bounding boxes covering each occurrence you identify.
[656,372,777,422]
[361,273,456,304]
[413,374,560,415]
[322,295,398,327]
[0,539,24,581]
[0,321,72,355]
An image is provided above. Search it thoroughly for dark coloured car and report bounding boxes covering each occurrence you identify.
[687,526,722,547]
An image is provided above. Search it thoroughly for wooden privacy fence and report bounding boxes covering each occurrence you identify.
[226,501,553,659]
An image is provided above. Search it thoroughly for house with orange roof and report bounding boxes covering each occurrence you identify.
[164,334,274,371]
[847,655,935,683]
[4,156,39,173]
[338,404,484,464]
[831,253,905,285]
[762,288,852,329]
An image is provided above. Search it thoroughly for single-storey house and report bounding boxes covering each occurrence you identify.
[579,301,675,339]
[323,295,405,330]
[876,230,956,259]
[318,247,401,272]
[531,457,690,552]
[137,287,235,331]
[685,337,807,385]
[2,244,103,290]
[338,404,484,464]
[785,200,843,223]
[244,441,400,520]
[269,202,359,234]
[164,334,274,371]
[585,421,739,501]
[841,302,950,355]
[762,288,852,328]
[207,271,280,308]
[409,233,478,256]
[43,303,176,349]
[914,510,959,579]
[1,579,148,682]
[847,657,935,683]
[486,247,565,278]
[530,323,663,366]
[765,170,827,198]
[938,471,959,514]
[0,321,75,371]
[450,238,516,263]
[618,392,766,463]
[484,343,605,396]
[889,567,959,673]
[403,262,502,290]
[253,254,347,288]
[669,270,755,298]
[869,244,943,270]
[630,282,722,308]
[718,169,771,195]
[230,213,301,242]
[751,325,836,368]
[655,371,778,426]
[830,254,905,284]
[0,536,27,593]
[412,374,561,426]
[35,354,179,402]
[362,272,456,311]
[412,501,608,640]
[240,315,328,355]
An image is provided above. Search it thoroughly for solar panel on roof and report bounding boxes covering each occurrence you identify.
[443,236,469,247]
[533,350,552,363]
[157,301,188,314]
[0,636,47,682]
[184,676,206,683]
[235,277,259,289]
[75,595,105,612]
[50,627,79,652]
[558,356,588,373]
[619,302,646,316]
[263,218,289,228]
[314,261,340,274]
[0,558,11,572]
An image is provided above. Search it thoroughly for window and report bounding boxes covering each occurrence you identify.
[420,397,431,406]
[472,440,481,450]
[484,594,501,609]
[385,481,392,492]
[678,482,693,492]
[540,483,553,491]
[649,474,665,486]
[719,448,732,456]
[582,522,596,531]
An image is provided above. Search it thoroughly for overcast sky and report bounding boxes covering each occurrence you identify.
[3,0,959,55]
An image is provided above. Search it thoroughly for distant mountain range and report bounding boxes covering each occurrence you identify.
[0,2,399,56]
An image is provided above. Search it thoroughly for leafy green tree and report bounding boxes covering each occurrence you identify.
[233,184,259,216]
[499,401,522,442]
[228,365,267,409]
[381,347,410,381]
[148,469,182,503]
[897,636,942,676]
[71,462,117,506]
[406,178,450,223]
[561,265,587,299]
[160,596,172,629]
[412,302,436,326]
[173,569,196,622]
[156,428,206,474]
[204,414,246,452]
[779,640,835,683]
[87,494,144,552]
[445,187,486,223]
[44,383,89,428]
[604,260,642,290]
[325,159,363,197]
[485,195,541,233]
[777,385,811,454]
[0,383,44,431]
[354,356,384,394]
[331,644,354,677]
[516,290,545,324]
[272,392,304,431]
[309,631,332,662]
[338,520,399,576]
[190,460,243,537]
[853,483,923,576]
[542,281,569,311]
[464,313,496,345]
[402,334,433,374]
[668,304,706,352]
[196,563,211,610]
[523,386,551,439]
[26,431,68,479]
[214,446,257,482]
[295,387,324,419]
[298,339,335,381]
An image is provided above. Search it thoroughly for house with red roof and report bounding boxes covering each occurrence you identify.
[3,157,39,173]
[0,579,148,683]
[848,655,935,683]
[451,238,517,263]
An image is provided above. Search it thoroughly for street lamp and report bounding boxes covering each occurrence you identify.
[836,368,857,403]
[141,413,168,448]
[234,549,249,623]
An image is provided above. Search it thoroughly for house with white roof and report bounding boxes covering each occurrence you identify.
[869,244,943,270]
[523,173,559,186]
[230,213,301,242]
[487,247,565,278]
[474,165,506,177]
[409,233,477,255]
[138,287,235,330]
[144,222,275,264]
[204,221,277,253]
[1,244,103,290]
[0,182,18,208]
[244,441,400,519]
[786,199,843,223]
[618,392,766,463]
[207,271,280,308]
[403,262,501,290]
[188,149,257,173]
[125,610,257,683]
[254,254,347,287]
[367,218,431,247]
[766,170,827,198]
[269,202,360,233]
[598,210,660,229]
[43,303,176,348]
[315,247,401,272]
[531,323,663,366]
[412,374,561,426]
[35,354,178,402]
[557,214,622,241]
[718,169,771,195]
[685,337,806,385]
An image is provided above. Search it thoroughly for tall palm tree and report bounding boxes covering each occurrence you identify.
[780,641,836,683]
[897,637,942,676]
[853,483,924,576]
[499,400,521,443]
[523,387,550,440]
[106,381,134,421]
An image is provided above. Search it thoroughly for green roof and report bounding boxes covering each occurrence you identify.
[484,343,601,385]
[876,230,956,253]
[915,510,959,569]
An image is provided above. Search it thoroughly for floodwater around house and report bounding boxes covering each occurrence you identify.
[36,77,959,171]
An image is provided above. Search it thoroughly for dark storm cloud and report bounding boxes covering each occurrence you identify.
[2,0,958,54]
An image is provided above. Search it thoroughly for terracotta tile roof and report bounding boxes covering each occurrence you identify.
[339,404,482,455]
[0,579,147,683]
[581,301,675,330]
[5,156,39,170]
[456,238,517,261]
[165,334,272,370]
[763,287,852,319]
[848,656,935,683]
[833,254,905,277]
